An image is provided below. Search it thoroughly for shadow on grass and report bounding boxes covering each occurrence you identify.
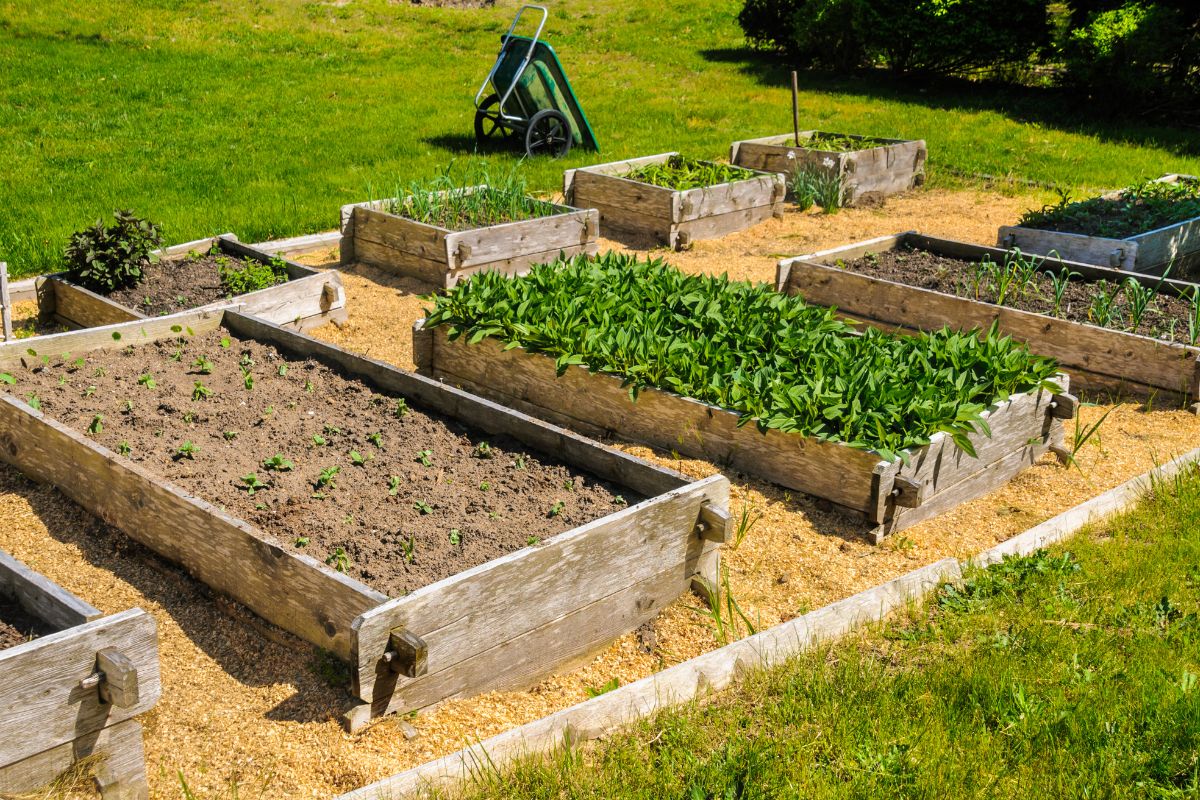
[422,131,525,157]
[699,47,1200,159]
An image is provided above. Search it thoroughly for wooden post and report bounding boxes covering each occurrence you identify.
[0,262,12,341]
[790,71,800,146]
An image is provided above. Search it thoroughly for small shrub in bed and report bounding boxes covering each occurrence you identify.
[64,210,162,293]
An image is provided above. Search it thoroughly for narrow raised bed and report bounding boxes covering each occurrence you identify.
[998,174,1200,275]
[0,548,160,800]
[413,320,1073,543]
[36,234,347,332]
[563,153,785,249]
[778,231,1200,404]
[0,309,728,731]
[730,131,927,206]
[339,189,599,289]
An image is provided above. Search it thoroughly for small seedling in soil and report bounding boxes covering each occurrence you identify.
[312,434,327,447]
[563,478,575,491]
[316,465,340,489]
[402,536,416,564]
[732,505,764,550]
[488,511,499,520]
[239,353,255,369]
[182,411,196,424]
[68,357,85,372]
[240,473,267,495]
[304,380,314,394]
[388,475,401,496]
[25,394,41,410]
[83,385,97,397]
[614,495,627,505]
[223,430,238,441]
[367,432,383,447]
[117,441,131,456]
[514,454,526,470]
[121,399,133,413]
[474,441,493,459]
[449,529,462,546]
[169,347,183,362]
[526,535,540,546]
[192,355,214,374]
[93,367,106,377]
[349,450,370,466]
[416,449,433,467]
[0,373,14,384]
[262,405,274,418]
[343,514,354,525]
[138,373,156,389]
[326,547,350,572]
[294,536,309,547]
[242,369,254,391]
[277,364,288,377]
[192,381,213,401]
[175,440,199,460]
[479,481,490,491]
[219,336,231,349]
[262,453,294,472]
[324,424,341,435]
[57,373,66,386]
[394,398,409,418]
[548,500,565,517]
[88,414,103,435]
[413,499,433,515]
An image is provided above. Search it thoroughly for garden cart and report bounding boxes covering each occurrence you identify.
[473,5,599,158]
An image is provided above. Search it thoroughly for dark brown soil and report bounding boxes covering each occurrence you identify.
[105,254,282,317]
[10,331,638,597]
[836,245,1197,343]
[0,597,53,650]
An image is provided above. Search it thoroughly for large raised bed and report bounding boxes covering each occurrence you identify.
[413,320,1073,544]
[0,548,159,800]
[563,153,786,250]
[998,174,1200,275]
[0,308,728,731]
[339,189,599,289]
[779,232,1200,404]
[730,131,927,206]
[37,234,347,332]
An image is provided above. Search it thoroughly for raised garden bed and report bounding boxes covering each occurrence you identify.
[414,254,1075,543]
[0,308,728,730]
[563,153,785,250]
[998,174,1200,275]
[0,548,159,800]
[37,234,347,332]
[730,131,927,207]
[340,187,598,289]
[778,232,1200,404]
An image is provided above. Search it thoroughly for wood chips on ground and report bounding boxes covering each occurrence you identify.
[3,187,1197,798]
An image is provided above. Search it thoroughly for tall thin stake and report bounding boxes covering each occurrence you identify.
[0,262,12,342]
[791,71,801,146]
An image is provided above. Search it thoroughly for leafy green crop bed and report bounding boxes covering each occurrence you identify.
[623,156,758,191]
[803,132,894,152]
[383,168,562,231]
[1018,178,1200,238]
[425,253,1061,461]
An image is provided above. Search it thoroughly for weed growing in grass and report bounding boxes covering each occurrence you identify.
[1062,407,1114,474]
[731,504,763,550]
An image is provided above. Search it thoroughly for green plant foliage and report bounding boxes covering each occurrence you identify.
[802,132,889,152]
[1019,178,1200,239]
[624,155,756,190]
[218,255,289,296]
[63,210,162,294]
[383,164,560,231]
[789,167,842,213]
[426,253,1061,462]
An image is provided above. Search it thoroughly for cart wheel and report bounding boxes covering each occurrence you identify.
[474,94,516,144]
[525,109,572,158]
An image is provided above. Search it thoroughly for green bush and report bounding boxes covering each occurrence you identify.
[63,210,161,294]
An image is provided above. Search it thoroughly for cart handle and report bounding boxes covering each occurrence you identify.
[473,4,548,117]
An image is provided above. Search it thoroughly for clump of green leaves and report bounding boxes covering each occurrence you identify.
[326,547,350,572]
[192,381,213,401]
[413,499,433,515]
[240,473,267,495]
[192,355,214,374]
[416,448,433,467]
[385,164,560,231]
[1018,178,1200,239]
[218,255,289,296]
[394,398,408,417]
[64,210,162,293]
[316,465,340,489]
[625,155,756,190]
[176,440,199,459]
[800,132,891,152]
[262,453,294,472]
[426,253,1061,461]
[789,167,841,213]
[137,373,156,389]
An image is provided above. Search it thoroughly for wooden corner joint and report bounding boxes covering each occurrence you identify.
[79,648,140,708]
[455,242,473,267]
[695,502,731,544]
[890,476,925,509]
[1048,392,1079,420]
[382,628,428,678]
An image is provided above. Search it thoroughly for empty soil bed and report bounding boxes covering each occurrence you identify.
[10,330,636,596]
[840,245,1195,341]
[0,597,50,649]
[104,253,281,317]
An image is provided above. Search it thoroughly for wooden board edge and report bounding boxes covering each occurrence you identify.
[0,547,101,629]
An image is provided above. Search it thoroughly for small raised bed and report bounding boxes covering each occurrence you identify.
[339,188,599,289]
[998,174,1200,275]
[37,234,347,332]
[730,131,927,206]
[0,308,727,730]
[563,153,785,249]
[0,548,159,800]
[413,257,1075,543]
[779,232,1200,404]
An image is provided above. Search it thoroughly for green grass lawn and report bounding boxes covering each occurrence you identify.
[3,0,1199,278]
[453,468,1200,799]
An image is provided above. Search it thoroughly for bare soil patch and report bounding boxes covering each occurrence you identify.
[105,252,284,317]
[0,596,51,649]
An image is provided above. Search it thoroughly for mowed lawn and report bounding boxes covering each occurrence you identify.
[458,470,1200,799]
[3,0,1200,278]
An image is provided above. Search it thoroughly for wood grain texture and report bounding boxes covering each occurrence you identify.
[0,263,12,341]
[0,547,101,631]
[0,609,158,766]
[997,225,1138,271]
[0,718,148,800]
[44,278,144,329]
[351,476,727,707]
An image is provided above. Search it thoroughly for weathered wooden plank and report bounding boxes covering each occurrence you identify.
[0,608,158,765]
[1129,214,1200,274]
[444,242,599,288]
[248,230,342,257]
[674,204,782,248]
[0,548,101,631]
[0,262,12,341]
[352,206,451,262]
[351,238,449,286]
[568,168,676,219]
[0,718,149,800]
[350,476,726,706]
[0,396,386,660]
[998,225,1138,270]
[678,173,784,221]
[445,209,597,269]
[6,276,38,304]
[46,278,143,329]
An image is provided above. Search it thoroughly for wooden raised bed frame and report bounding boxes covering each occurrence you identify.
[412,320,1074,544]
[339,189,599,289]
[0,549,159,800]
[36,234,347,332]
[998,174,1200,275]
[0,308,729,731]
[778,231,1200,405]
[563,152,786,250]
[730,131,927,207]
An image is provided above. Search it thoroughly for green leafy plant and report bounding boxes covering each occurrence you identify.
[412,499,433,515]
[137,373,156,389]
[585,677,620,698]
[219,255,289,296]
[448,528,462,546]
[240,473,267,495]
[1019,179,1200,239]
[788,166,841,213]
[474,441,493,459]
[385,164,561,231]
[0,373,14,385]
[223,430,238,441]
[1044,266,1080,317]
[82,385,97,397]
[624,155,757,190]
[192,355,213,374]
[277,364,288,377]
[117,441,131,456]
[63,210,162,293]
[325,547,350,572]
[25,394,41,411]
[1088,280,1124,328]
[242,368,254,391]
[192,381,213,401]
[549,500,565,517]
[401,536,416,564]
[312,434,327,446]
[87,414,103,434]
[416,448,433,467]
[394,398,408,417]
[732,504,763,550]
[220,336,231,349]
[316,465,340,489]
[367,432,383,447]
[689,564,757,646]
[349,450,369,466]
[262,453,294,472]
[388,475,401,496]
[1123,277,1158,331]
[176,440,199,459]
